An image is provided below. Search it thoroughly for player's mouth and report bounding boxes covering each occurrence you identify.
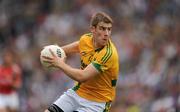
[102,39,108,44]
[103,38,108,42]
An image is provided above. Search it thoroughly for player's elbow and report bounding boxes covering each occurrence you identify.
[75,73,88,83]
[76,76,88,83]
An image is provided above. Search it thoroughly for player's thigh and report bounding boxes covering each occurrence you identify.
[76,104,105,112]
[75,97,108,112]
[52,92,78,112]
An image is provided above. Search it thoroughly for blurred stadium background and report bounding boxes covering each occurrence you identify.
[0,0,179,112]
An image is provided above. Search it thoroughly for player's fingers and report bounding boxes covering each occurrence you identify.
[42,56,53,60]
[43,61,50,64]
[47,64,53,68]
[42,59,52,63]
[41,57,54,63]
[49,49,56,57]
[47,64,58,68]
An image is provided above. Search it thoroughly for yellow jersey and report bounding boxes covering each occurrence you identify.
[73,33,119,102]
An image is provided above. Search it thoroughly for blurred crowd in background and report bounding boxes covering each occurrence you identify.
[0,0,179,112]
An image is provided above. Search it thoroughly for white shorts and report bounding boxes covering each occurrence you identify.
[0,92,19,109]
[53,89,110,112]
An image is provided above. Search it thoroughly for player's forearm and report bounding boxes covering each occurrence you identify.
[62,41,79,55]
[57,62,87,82]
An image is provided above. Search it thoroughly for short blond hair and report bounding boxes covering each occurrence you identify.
[90,12,113,27]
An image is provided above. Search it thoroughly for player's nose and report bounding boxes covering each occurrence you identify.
[104,30,110,36]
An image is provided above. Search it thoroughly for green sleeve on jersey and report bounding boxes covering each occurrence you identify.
[72,83,81,91]
[92,62,102,73]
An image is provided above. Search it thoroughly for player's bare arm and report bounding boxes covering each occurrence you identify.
[58,62,99,83]
[42,49,99,82]
[61,41,79,54]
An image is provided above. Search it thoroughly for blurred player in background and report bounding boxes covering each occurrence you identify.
[0,49,22,112]
[42,12,119,112]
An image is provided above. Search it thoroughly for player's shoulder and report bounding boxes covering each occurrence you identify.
[82,33,93,37]
[95,41,116,64]
[79,33,92,45]
[110,41,119,59]
[110,40,118,53]
[80,33,92,40]
[106,41,118,60]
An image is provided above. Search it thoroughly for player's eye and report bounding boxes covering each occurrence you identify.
[107,28,111,31]
[98,26,112,31]
[102,27,106,31]
[99,26,104,31]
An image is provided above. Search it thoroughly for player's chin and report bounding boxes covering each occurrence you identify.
[102,41,108,46]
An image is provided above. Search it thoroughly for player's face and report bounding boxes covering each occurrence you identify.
[92,22,112,48]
